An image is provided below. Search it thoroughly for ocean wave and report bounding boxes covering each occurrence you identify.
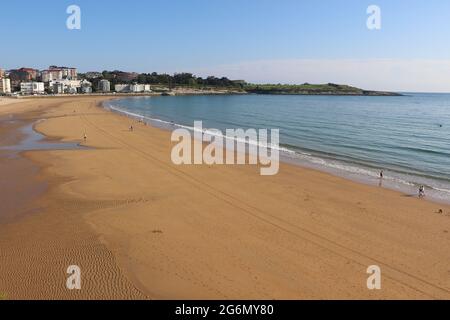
[282,148,450,197]
[105,103,293,154]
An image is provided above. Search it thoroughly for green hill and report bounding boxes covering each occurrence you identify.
[244,83,401,96]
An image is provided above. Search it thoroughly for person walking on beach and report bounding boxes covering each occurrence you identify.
[130,125,134,132]
[83,133,87,142]
[380,170,384,179]
[419,186,425,198]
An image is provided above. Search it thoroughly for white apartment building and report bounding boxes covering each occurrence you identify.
[131,84,151,93]
[0,78,11,94]
[98,79,111,92]
[81,79,93,94]
[49,79,81,94]
[115,84,130,93]
[20,82,45,95]
[52,83,65,94]
[115,83,151,93]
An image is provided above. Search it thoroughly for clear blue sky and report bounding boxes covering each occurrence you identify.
[1,0,450,91]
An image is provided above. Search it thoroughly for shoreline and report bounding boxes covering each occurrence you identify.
[0,97,449,299]
[103,97,450,206]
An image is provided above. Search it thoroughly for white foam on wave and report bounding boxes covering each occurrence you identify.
[284,148,450,194]
[106,103,293,154]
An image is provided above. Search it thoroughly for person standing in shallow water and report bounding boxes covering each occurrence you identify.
[378,170,384,187]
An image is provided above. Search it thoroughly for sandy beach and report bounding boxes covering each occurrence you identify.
[0,96,449,300]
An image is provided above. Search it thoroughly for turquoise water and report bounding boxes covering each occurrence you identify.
[105,94,450,202]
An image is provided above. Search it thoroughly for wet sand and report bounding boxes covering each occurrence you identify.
[0,97,449,300]
[0,99,146,299]
[0,113,48,223]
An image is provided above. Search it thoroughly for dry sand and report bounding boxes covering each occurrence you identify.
[0,97,449,300]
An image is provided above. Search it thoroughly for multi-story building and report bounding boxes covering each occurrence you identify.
[131,84,151,93]
[81,80,92,94]
[0,69,5,79]
[52,82,65,94]
[49,79,81,94]
[0,78,11,94]
[9,68,38,82]
[41,66,78,82]
[98,79,111,92]
[41,69,63,82]
[114,84,135,93]
[115,83,151,93]
[49,66,77,79]
[20,82,45,95]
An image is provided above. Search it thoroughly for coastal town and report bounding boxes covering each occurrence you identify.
[1,66,84,95]
[0,66,253,97]
[0,66,400,97]
[0,66,160,96]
